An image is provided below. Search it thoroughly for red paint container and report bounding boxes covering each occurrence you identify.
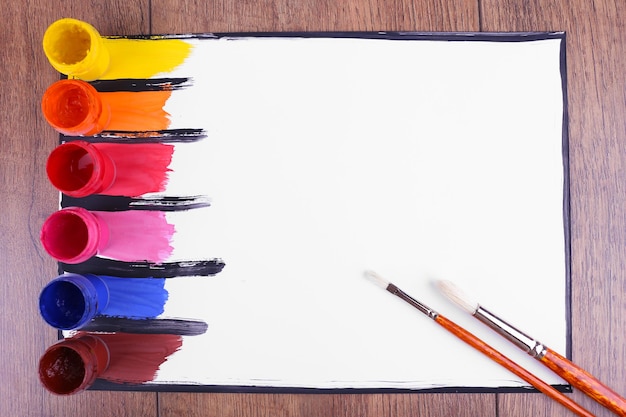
[46,140,174,198]
[38,334,110,395]
[46,141,116,198]
[41,79,111,136]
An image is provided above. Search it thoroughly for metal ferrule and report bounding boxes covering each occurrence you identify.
[474,306,547,359]
[387,283,439,320]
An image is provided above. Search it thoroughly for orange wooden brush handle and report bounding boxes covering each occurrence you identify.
[540,348,626,416]
[435,316,595,417]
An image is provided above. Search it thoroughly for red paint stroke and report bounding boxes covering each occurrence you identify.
[97,210,175,262]
[97,142,173,197]
[96,333,182,384]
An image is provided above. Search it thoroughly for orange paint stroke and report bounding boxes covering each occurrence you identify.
[102,90,172,132]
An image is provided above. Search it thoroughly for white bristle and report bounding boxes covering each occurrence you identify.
[435,280,479,314]
[363,270,390,289]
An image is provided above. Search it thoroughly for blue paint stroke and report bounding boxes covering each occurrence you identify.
[98,275,168,319]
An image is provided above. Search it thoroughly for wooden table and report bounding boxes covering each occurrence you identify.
[1,1,624,416]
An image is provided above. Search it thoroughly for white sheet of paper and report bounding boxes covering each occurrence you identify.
[102,35,568,389]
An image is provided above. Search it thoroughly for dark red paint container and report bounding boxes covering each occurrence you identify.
[38,334,110,395]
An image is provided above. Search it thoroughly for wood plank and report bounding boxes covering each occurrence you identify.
[159,393,495,417]
[152,1,496,416]
[0,1,157,416]
[152,0,478,32]
[480,0,626,415]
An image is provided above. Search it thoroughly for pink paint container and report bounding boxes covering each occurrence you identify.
[40,207,109,264]
[46,141,115,198]
[40,207,174,264]
[38,334,110,395]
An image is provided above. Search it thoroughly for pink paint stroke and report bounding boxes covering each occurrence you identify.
[96,211,175,262]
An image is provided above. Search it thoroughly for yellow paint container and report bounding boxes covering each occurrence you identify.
[43,18,110,81]
[43,18,193,81]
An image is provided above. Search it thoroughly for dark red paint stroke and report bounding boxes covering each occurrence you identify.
[96,333,182,384]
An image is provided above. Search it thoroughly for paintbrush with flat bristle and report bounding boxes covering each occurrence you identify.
[364,271,594,417]
[436,279,626,416]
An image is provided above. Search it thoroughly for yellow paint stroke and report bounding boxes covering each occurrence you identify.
[102,90,172,131]
[99,38,193,80]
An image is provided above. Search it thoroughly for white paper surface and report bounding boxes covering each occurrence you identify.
[122,35,567,389]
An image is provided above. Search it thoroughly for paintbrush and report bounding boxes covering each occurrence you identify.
[364,271,594,417]
[436,280,626,416]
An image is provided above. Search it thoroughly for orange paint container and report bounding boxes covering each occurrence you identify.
[43,18,110,81]
[42,80,111,136]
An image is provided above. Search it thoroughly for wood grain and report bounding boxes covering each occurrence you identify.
[159,392,495,417]
[0,1,156,416]
[1,0,624,416]
[151,0,479,33]
[481,0,626,416]
[541,349,626,416]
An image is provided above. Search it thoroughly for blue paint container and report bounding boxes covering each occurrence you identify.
[39,273,109,330]
[39,273,168,331]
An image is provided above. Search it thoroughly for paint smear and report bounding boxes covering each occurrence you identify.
[61,195,211,212]
[63,129,206,143]
[97,275,168,319]
[101,90,172,132]
[61,258,226,278]
[96,333,182,384]
[93,142,173,197]
[62,128,207,143]
[100,38,193,80]
[82,317,208,336]
[95,211,174,262]
[90,78,191,92]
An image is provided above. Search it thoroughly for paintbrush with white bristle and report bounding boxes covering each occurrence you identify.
[364,271,594,417]
[436,279,626,417]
